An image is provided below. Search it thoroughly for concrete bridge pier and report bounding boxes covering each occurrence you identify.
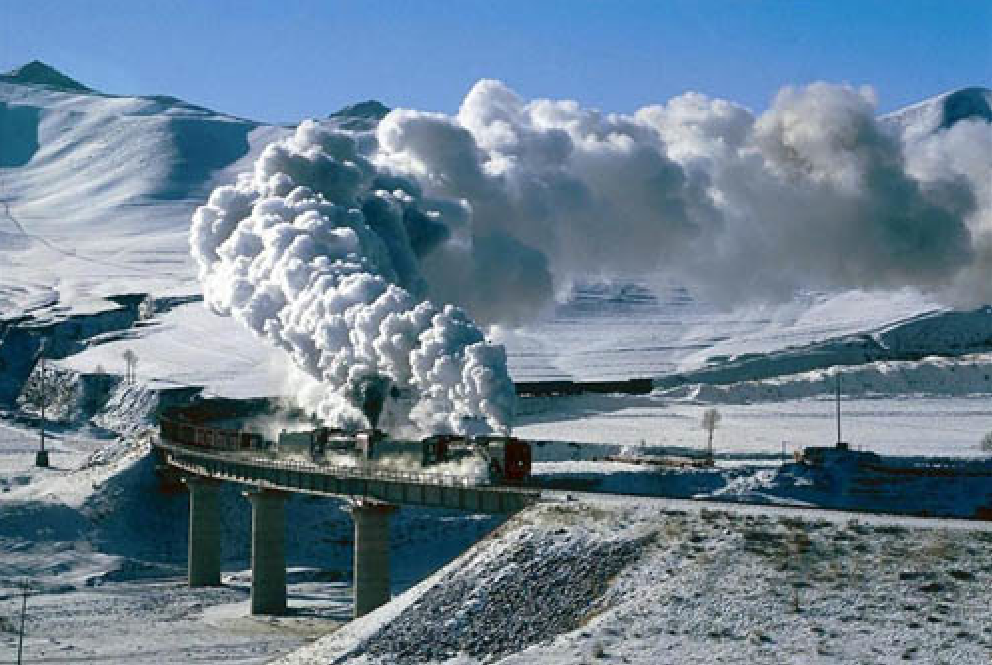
[184,477,221,587]
[245,489,288,615]
[350,501,398,618]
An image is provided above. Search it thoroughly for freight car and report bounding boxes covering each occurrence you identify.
[159,407,267,452]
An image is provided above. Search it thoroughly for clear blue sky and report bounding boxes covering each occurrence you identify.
[1,0,989,122]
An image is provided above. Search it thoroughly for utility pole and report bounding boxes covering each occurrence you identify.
[835,373,847,451]
[36,343,49,468]
[701,407,720,464]
[16,583,27,665]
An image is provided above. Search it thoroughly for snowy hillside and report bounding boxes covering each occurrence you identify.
[882,86,992,137]
[276,497,992,665]
[0,62,288,316]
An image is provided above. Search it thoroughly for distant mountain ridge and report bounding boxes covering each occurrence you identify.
[881,86,992,134]
[1,60,92,92]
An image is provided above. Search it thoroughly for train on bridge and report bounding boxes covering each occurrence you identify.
[158,401,532,484]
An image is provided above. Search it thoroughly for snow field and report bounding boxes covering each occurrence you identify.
[661,353,992,404]
[515,393,992,458]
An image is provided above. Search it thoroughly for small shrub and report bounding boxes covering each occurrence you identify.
[981,431,992,453]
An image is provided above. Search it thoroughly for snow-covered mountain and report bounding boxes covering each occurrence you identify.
[882,85,992,135]
[0,59,92,92]
[2,62,986,318]
[0,62,384,316]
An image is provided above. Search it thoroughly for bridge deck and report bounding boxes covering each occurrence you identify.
[155,439,539,514]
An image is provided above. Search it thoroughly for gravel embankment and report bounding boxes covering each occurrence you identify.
[360,514,646,663]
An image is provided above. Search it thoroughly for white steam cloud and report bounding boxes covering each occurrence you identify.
[192,80,990,432]
[191,122,515,434]
[377,81,989,313]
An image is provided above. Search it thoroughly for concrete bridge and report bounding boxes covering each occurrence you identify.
[153,438,539,618]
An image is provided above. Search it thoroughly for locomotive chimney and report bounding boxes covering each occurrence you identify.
[356,376,390,431]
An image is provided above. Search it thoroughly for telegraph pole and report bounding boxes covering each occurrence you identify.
[835,373,847,451]
[16,583,27,665]
[36,343,49,468]
[123,349,137,383]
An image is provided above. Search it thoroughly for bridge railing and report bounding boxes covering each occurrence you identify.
[155,438,532,493]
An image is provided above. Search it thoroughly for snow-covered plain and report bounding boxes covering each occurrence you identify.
[516,393,992,459]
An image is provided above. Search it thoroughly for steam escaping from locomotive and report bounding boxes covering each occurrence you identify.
[191,81,991,433]
[355,375,392,431]
[376,81,990,311]
[190,121,515,435]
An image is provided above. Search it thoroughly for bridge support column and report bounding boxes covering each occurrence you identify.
[350,501,397,618]
[245,490,287,615]
[184,477,221,587]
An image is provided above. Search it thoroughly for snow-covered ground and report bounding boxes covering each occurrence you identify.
[277,496,992,665]
[516,393,992,459]
[54,301,286,398]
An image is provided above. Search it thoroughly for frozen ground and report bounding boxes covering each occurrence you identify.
[54,301,285,399]
[277,496,992,665]
[0,579,336,665]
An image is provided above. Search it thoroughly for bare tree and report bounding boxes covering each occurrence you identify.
[138,294,155,320]
[701,407,721,459]
[122,349,138,383]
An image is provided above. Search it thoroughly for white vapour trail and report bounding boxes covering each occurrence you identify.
[190,121,514,434]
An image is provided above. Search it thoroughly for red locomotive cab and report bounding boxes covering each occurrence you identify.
[502,438,531,482]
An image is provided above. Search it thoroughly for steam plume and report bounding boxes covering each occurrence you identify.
[190,121,515,434]
[192,81,990,432]
[377,81,989,311]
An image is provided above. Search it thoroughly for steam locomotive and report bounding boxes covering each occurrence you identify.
[158,404,531,484]
[275,427,532,483]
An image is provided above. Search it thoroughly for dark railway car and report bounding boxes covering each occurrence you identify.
[159,407,264,452]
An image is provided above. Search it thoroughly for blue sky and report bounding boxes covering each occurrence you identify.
[1,1,989,122]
